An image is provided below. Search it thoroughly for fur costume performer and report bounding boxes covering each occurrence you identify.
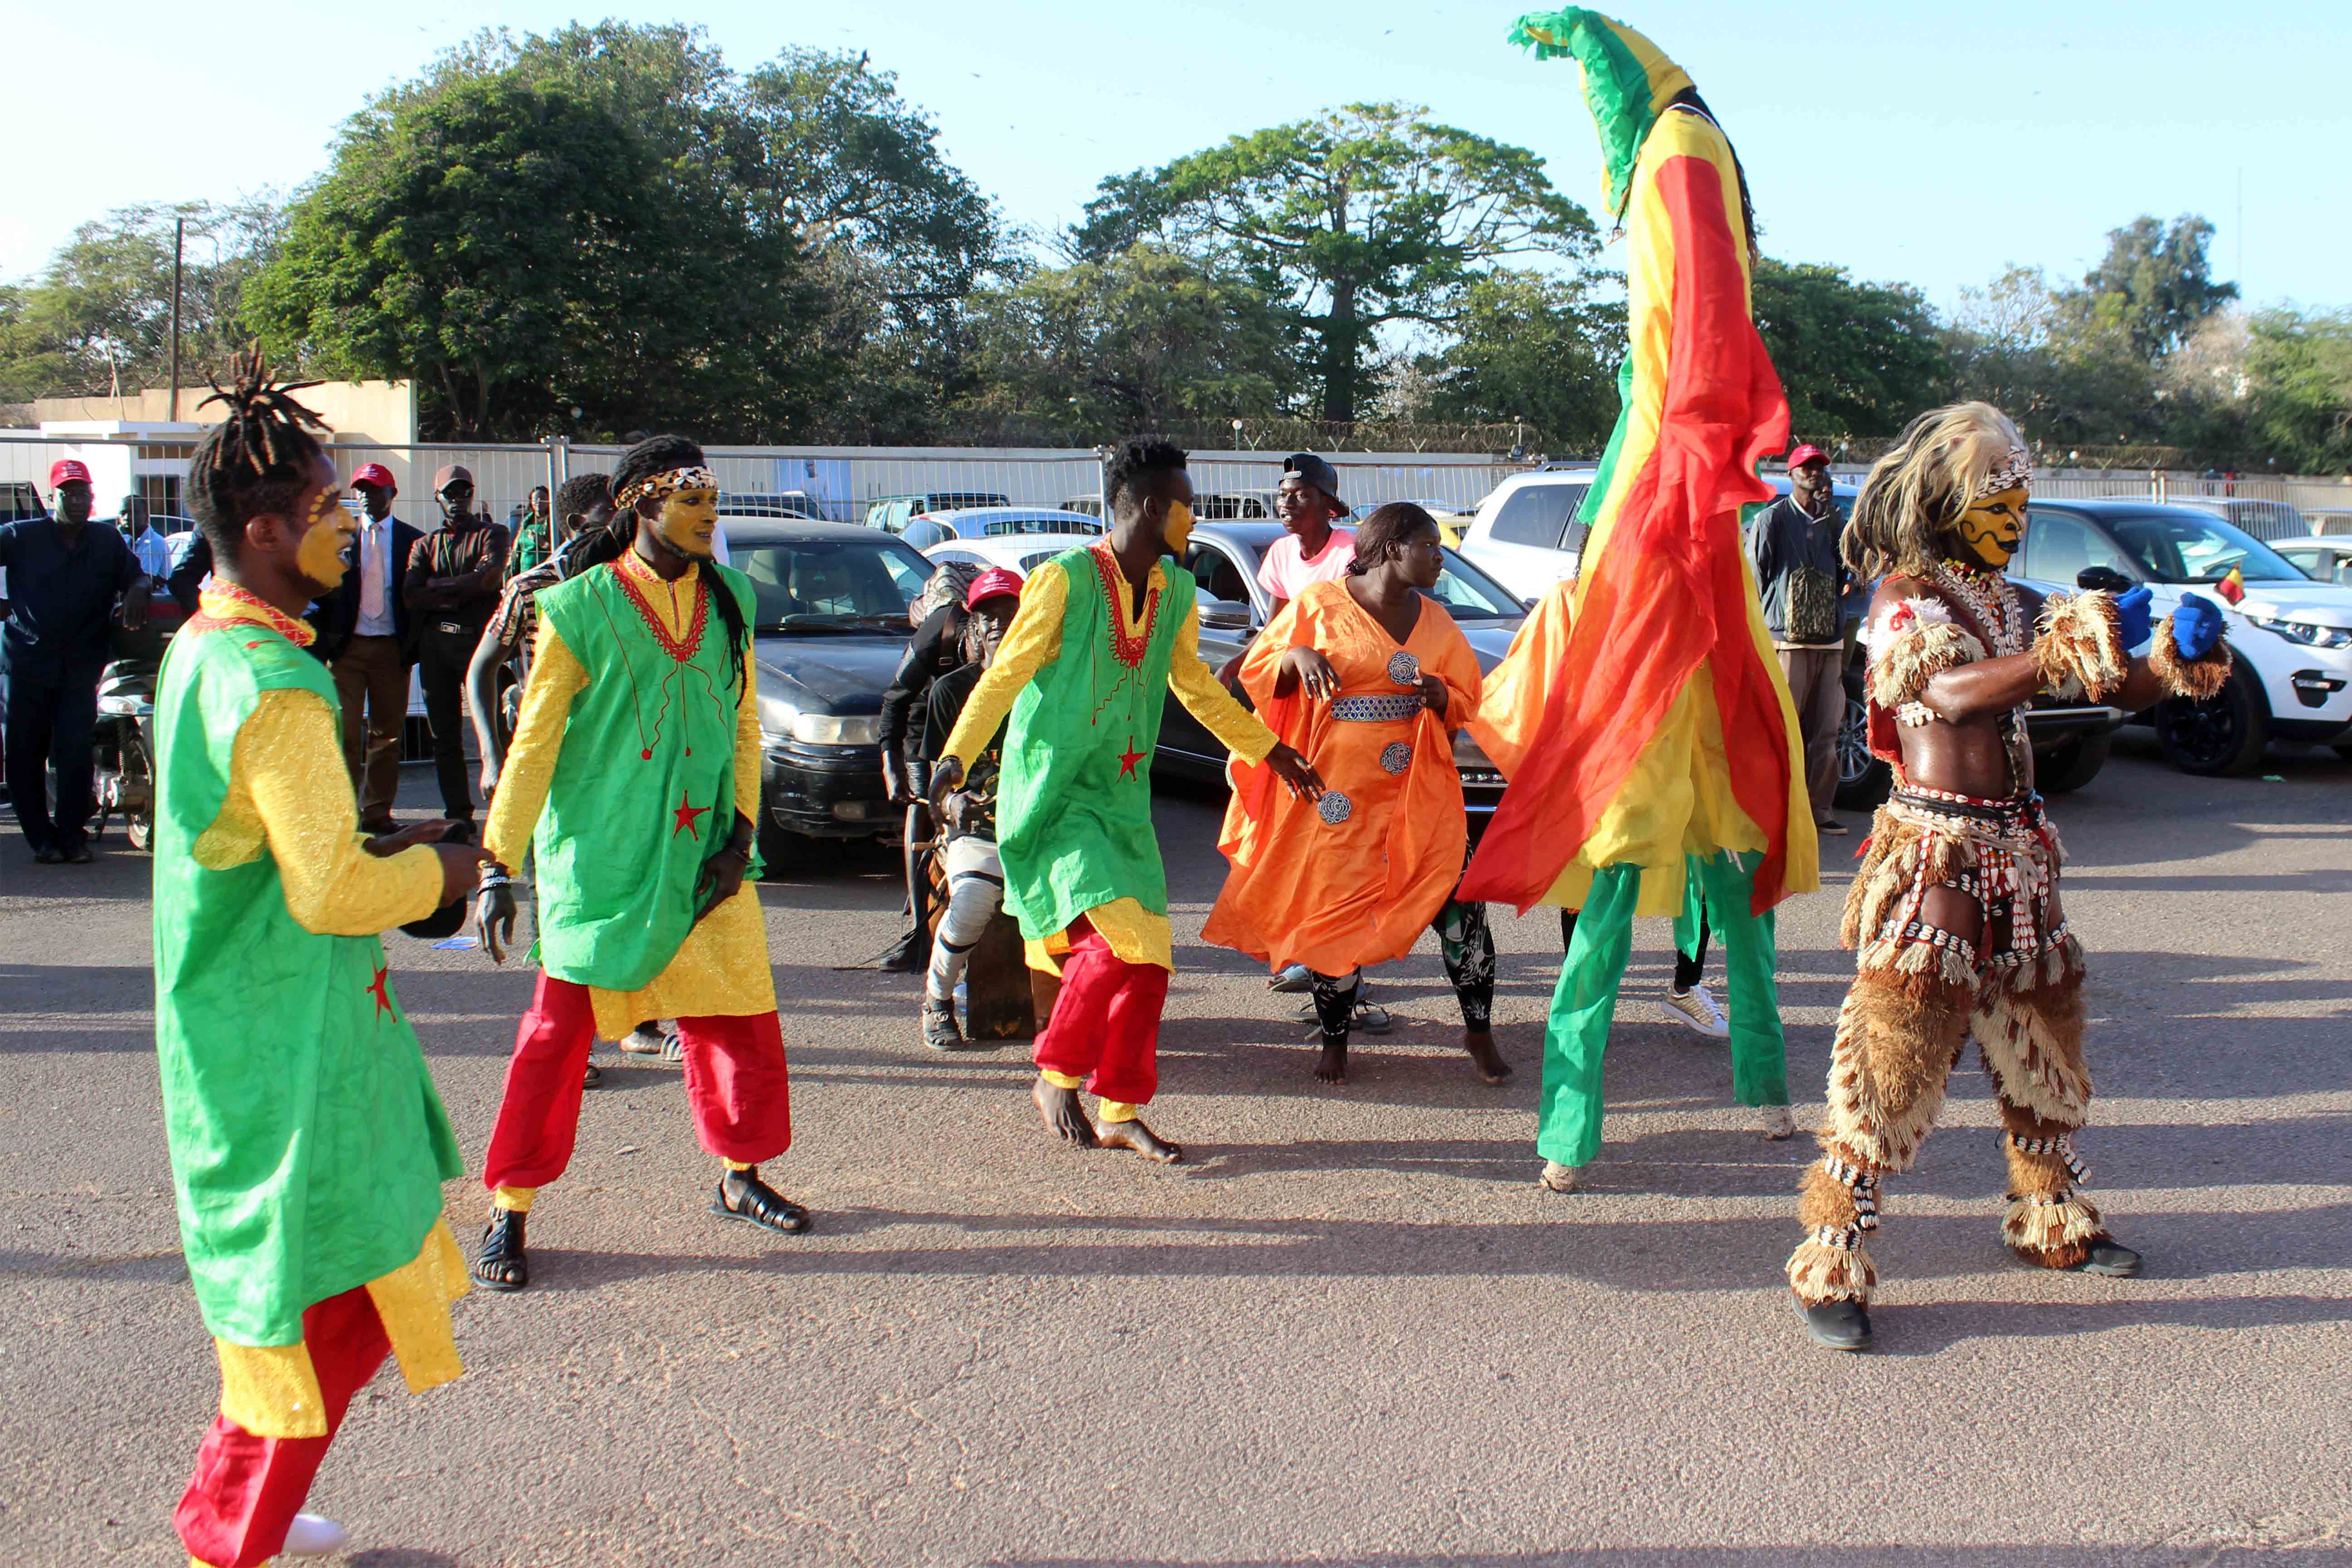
[1460,9,1819,1181]
[1786,400,2234,1350]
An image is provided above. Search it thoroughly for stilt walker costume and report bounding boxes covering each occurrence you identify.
[1785,401,2231,1350]
[156,359,478,1568]
[931,440,1322,1161]
[1460,9,1819,1186]
[472,436,804,1292]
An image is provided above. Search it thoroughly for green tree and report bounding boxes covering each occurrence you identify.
[1749,258,1949,445]
[1073,103,1596,423]
[2244,309,2352,471]
[251,30,828,440]
[0,200,284,400]
[961,244,1300,441]
[2076,214,2238,362]
[1414,269,1622,454]
[1944,264,2155,450]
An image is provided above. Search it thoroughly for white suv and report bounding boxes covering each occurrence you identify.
[1457,466,1598,602]
[2011,497,2352,774]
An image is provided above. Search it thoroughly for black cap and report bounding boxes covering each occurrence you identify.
[1280,452,1343,505]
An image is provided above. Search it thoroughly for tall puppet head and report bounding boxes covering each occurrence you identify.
[1509,9,1692,226]
[1845,402,2033,580]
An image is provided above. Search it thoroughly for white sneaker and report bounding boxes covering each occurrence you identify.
[1757,1105,1796,1140]
[283,1513,350,1556]
[1661,984,1730,1039]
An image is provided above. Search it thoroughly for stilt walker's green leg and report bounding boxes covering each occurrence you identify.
[1692,850,1788,1107]
[1536,863,1640,1168]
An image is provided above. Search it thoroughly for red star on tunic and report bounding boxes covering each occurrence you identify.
[672,792,711,838]
[365,964,394,1019]
[1117,739,1144,779]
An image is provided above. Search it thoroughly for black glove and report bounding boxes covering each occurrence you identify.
[475,863,518,963]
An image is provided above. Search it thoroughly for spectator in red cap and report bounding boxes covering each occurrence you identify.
[0,457,151,862]
[915,567,1024,1049]
[1745,443,1851,834]
[402,463,509,828]
[317,462,424,832]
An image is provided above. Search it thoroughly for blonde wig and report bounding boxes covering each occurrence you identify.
[1844,402,2030,581]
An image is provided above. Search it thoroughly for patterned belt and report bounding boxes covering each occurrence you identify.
[1891,785,2042,830]
[1330,693,1423,723]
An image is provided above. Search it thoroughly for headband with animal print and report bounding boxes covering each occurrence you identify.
[616,466,720,510]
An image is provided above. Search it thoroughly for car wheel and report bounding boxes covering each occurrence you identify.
[2153,654,2270,777]
[2035,732,2111,794]
[1832,692,1891,812]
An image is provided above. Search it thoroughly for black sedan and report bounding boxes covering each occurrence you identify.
[730,519,932,857]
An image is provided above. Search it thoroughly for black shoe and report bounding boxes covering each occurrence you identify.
[877,928,926,973]
[441,818,477,846]
[1795,1293,1872,1351]
[921,996,967,1052]
[33,845,64,865]
[2069,1239,2142,1277]
[712,1169,811,1235]
[63,843,93,864]
[473,1208,529,1292]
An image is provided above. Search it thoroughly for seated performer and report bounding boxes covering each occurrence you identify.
[1203,503,1508,1086]
[471,435,805,1293]
[156,353,488,1568]
[1464,10,1818,1194]
[920,568,1023,1049]
[930,439,1323,1162]
[1786,400,2228,1351]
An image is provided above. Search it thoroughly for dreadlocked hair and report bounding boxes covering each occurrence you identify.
[612,433,746,701]
[1103,437,1189,519]
[1347,502,1439,575]
[1847,402,2027,581]
[185,346,331,567]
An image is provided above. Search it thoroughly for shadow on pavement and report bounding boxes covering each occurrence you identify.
[987,1545,2349,1567]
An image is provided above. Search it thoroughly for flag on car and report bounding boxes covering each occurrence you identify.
[2214,566,2245,604]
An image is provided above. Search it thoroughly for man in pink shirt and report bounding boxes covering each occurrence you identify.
[1256,452,1355,615]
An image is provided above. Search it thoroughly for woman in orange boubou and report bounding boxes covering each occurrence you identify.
[1204,504,1509,1086]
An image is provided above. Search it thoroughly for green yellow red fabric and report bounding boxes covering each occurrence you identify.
[1461,21,1813,919]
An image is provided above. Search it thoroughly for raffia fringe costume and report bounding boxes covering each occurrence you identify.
[1788,582,2230,1306]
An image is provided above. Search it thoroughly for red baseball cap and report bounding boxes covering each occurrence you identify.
[49,458,92,488]
[1786,444,1830,470]
[965,568,1024,610]
[351,462,397,493]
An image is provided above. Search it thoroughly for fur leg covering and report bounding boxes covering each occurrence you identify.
[1788,1229,1878,1307]
[1789,1161,1881,1305]
[1991,1029,2109,1270]
[2032,590,2130,701]
[2149,615,2234,701]
[1974,960,2092,1127]
[1842,809,1966,959]
[1821,968,1973,1173]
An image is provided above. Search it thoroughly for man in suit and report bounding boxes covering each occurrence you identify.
[328,462,421,834]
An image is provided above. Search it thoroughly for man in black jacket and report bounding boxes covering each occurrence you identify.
[318,463,424,833]
[1745,443,1850,834]
[402,464,508,827]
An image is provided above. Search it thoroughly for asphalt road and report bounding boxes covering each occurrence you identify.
[4,732,2348,1568]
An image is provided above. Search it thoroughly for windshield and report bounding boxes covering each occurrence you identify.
[2106,512,2304,585]
[734,537,933,632]
[1426,548,1525,620]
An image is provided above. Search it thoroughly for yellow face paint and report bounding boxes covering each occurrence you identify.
[1161,498,1195,556]
[655,487,720,560]
[293,485,355,590]
[1957,486,2026,569]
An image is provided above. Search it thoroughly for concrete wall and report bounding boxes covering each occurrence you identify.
[28,381,416,446]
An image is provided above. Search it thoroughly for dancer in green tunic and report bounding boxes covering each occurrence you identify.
[156,356,488,1568]
[931,439,1323,1159]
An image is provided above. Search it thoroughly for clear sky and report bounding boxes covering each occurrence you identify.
[5,0,2347,316]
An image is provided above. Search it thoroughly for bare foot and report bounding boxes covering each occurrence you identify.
[1314,1039,1348,1083]
[1097,1116,1184,1163]
[1033,1076,1097,1147]
[1463,1028,1510,1084]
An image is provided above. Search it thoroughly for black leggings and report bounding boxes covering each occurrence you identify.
[1558,907,1709,992]
[1309,895,1496,1043]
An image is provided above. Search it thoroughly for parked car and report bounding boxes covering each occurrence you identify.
[2166,495,2311,543]
[1191,489,1280,521]
[2269,537,2352,586]
[0,480,45,522]
[722,491,828,520]
[900,506,1105,549]
[1456,465,1600,602]
[732,519,933,856]
[925,524,1529,820]
[1058,495,1104,518]
[862,491,1012,535]
[2008,497,2352,774]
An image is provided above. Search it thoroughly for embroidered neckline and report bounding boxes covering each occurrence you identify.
[611,557,709,664]
[197,582,316,647]
[1089,545,1160,670]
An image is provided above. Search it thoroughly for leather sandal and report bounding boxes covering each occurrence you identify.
[711,1170,811,1235]
[473,1208,528,1292]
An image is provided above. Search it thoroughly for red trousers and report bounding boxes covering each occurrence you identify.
[1032,917,1169,1105]
[484,973,792,1192]
[176,1287,389,1568]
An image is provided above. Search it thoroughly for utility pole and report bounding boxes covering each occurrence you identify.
[167,216,186,422]
[2235,167,2244,302]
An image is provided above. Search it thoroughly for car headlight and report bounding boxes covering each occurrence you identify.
[765,710,882,746]
[2245,613,2352,650]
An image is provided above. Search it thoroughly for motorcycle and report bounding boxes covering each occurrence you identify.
[91,590,186,852]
